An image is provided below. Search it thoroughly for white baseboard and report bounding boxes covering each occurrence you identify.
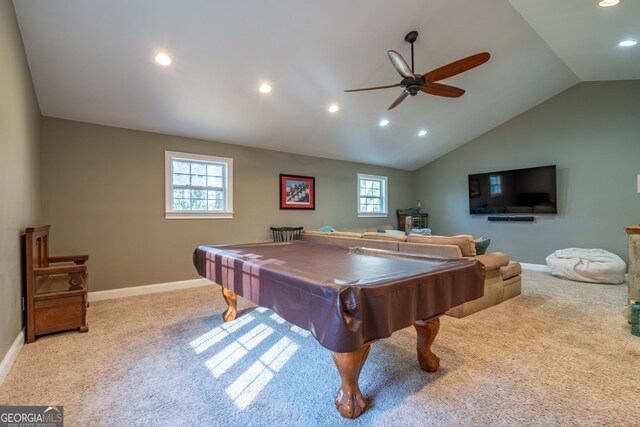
[0,329,24,385]
[519,262,550,272]
[89,278,214,302]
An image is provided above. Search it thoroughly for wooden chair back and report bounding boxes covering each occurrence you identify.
[25,225,51,291]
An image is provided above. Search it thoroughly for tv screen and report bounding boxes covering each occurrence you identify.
[468,165,557,215]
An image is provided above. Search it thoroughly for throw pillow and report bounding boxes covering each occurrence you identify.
[317,225,335,232]
[377,229,387,233]
[474,237,491,255]
[409,228,432,236]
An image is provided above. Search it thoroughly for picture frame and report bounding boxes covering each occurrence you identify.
[469,178,481,198]
[280,174,315,209]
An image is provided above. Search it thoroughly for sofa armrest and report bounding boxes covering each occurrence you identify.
[501,262,522,280]
[473,252,510,271]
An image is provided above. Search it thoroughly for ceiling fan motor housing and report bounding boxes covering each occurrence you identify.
[401,76,426,95]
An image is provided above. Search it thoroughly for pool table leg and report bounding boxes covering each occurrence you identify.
[413,316,441,372]
[221,288,237,322]
[331,341,374,419]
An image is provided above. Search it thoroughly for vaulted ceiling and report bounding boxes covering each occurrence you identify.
[13,0,639,170]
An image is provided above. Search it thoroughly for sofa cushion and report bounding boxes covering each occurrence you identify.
[406,234,476,257]
[362,231,407,242]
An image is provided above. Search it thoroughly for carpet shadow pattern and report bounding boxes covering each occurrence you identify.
[1,271,639,426]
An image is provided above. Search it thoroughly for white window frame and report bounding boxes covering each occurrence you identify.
[489,175,502,196]
[357,173,388,218]
[165,151,234,219]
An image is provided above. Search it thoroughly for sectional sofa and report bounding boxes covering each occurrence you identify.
[301,226,522,318]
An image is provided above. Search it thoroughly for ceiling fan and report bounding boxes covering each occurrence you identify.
[344,31,490,110]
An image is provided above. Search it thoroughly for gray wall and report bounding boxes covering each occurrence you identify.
[0,0,41,359]
[414,81,640,265]
[40,118,413,291]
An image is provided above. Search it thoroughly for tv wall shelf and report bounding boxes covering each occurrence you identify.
[488,216,535,222]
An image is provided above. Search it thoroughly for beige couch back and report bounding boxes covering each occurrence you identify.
[406,234,476,257]
[300,233,399,251]
[398,242,461,258]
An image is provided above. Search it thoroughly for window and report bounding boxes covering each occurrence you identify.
[489,175,502,196]
[357,173,388,217]
[165,151,233,219]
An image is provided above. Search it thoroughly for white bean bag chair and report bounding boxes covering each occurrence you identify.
[546,248,626,284]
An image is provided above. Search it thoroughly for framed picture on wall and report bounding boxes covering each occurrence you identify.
[280,174,315,209]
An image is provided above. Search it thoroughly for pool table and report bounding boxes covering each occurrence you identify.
[193,240,484,418]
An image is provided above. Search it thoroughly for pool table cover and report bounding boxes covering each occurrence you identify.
[193,241,484,353]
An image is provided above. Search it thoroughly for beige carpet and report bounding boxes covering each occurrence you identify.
[1,271,639,426]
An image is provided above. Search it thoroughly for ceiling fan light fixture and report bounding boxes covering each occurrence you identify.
[598,0,620,7]
[619,39,637,47]
[154,52,172,66]
[418,129,428,137]
[379,119,389,127]
[328,104,339,113]
[259,83,272,94]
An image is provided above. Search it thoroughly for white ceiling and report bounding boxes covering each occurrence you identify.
[12,0,638,170]
[510,0,640,81]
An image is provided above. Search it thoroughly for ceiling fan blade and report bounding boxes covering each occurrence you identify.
[387,92,409,110]
[344,83,400,92]
[388,50,415,79]
[422,82,465,98]
[424,52,490,83]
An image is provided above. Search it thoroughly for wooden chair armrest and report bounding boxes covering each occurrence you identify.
[34,265,86,276]
[48,255,89,264]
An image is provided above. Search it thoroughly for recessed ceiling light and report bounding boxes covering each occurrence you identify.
[328,104,339,113]
[379,119,389,127]
[259,83,272,94]
[418,129,428,137]
[598,0,620,7]
[154,53,172,66]
[619,39,637,47]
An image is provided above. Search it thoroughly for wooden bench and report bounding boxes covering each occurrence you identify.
[25,225,89,343]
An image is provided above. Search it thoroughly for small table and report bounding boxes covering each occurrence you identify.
[193,241,484,418]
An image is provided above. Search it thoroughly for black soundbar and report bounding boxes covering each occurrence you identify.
[488,216,535,222]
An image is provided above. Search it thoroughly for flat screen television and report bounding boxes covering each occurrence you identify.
[468,165,557,215]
